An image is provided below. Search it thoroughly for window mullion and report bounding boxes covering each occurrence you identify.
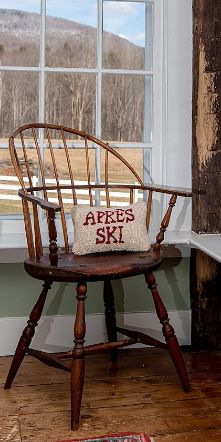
[151,0,163,185]
[96,0,103,138]
[38,0,46,221]
[95,0,103,204]
[39,0,46,123]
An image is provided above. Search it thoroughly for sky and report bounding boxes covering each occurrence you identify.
[0,0,149,47]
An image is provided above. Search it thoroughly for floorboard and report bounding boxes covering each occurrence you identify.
[1,349,221,441]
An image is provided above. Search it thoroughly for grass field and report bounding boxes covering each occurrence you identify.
[0,147,143,215]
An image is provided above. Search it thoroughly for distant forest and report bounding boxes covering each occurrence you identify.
[0,9,147,142]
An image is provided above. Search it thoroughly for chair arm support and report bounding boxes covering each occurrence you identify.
[147,187,192,250]
[18,189,61,212]
[48,208,59,266]
[153,194,177,250]
[18,189,60,266]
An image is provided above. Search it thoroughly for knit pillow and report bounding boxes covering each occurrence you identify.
[71,201,151,255]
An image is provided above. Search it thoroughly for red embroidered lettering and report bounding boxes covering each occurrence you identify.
[106,226,119,244]
[125,208,135,222]
[83,211,96,225]
[96,226,125,244]
[105,210,116,224]
[97,211,106,224]
[118,225,124,243]
[96,227,106,244]
[115,209,125,223]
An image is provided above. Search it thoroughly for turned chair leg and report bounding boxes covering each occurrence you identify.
[4,281,51,389]
[145,272,190,392]
[103,280,118,369]
[71,281,87,430]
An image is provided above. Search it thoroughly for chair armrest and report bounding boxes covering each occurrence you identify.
[142,184,192,197]
[18,189,61,212]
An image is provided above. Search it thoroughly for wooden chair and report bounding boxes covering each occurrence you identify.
[4,123,192,430]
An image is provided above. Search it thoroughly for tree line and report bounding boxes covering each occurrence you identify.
[0,37,146,142]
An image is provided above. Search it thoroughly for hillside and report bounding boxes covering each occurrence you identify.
[0,8,144,69]
[0,8,95,48]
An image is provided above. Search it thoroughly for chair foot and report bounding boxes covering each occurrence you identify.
[4,281,51,389]
[145,272,190,392]
[4,337,27,389]
[167,335,190,392]
[71,358,85,430]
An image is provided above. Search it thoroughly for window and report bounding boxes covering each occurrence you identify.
[0,0,192,250]
[0,0,163,223]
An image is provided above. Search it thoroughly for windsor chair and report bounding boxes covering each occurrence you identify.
[4,123,192,430]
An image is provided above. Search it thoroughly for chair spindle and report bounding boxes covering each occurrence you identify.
[130,187,134,204]
[146,190,153,231]
[46,126,69,251]
[105,149,110,207]
[85,135,93,207]
[61,129,77,205]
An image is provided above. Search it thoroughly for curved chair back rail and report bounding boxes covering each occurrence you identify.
[9,123,192,262]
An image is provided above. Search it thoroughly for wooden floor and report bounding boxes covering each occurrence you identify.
[1,348,221,441]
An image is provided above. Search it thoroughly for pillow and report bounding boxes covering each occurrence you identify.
[71,201,151,255]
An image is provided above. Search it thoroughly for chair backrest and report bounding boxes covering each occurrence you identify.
[9,123,190,260]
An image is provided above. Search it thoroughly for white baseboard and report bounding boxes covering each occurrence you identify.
[0,310,191,356]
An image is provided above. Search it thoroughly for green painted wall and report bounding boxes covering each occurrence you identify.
[0,258,190,317]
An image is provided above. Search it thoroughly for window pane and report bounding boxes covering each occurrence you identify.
[0,71,38,216]
[103,1,152,70]
[43,147,96,210]
[102,75,152,142]
[0,4,40,66]
[0,149,22,215]
[46,0,97,68]
[101,148,143,183]
[43,147,96,182]
[0,72,39,138]
[100,148,144,206]
[46,73,96,133]
[0,145,40,216]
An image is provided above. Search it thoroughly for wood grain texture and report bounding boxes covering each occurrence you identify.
[192,0,221,233]
[1,349,221,442]
[24,250,163,282]
[192,0,221,349]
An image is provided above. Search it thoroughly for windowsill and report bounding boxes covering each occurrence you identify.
[0,230,192,263]
[190,232,221,263]
[3,231,221,264]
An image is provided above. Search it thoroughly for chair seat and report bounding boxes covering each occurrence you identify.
[24,249,163,282]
